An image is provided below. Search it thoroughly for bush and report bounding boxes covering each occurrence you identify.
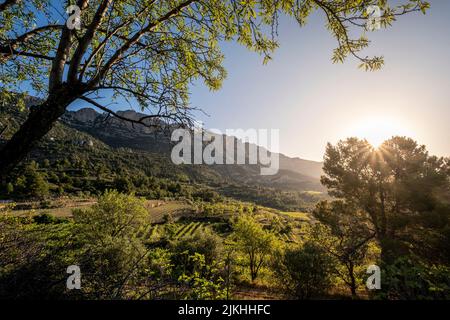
[5,182,14,195]
[33,213,62,224]
[376,256,450,300]
[171,229,223,275]
[162,212,174,224]
[0,217,77,299]
[275,242,334,299]
[73,190,148,240]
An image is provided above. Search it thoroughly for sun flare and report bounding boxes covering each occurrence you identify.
[347,116,412,148]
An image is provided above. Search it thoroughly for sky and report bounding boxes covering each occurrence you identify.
[185,1,450,161]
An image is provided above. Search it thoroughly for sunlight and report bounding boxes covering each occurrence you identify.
[347,116,412,148]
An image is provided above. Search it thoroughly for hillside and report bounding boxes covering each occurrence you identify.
[0,102,326,210]
[62,107,324,186]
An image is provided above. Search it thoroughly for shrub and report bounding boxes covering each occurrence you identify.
[376,256,450,300]
[171,229,223,275]
[33,213,60,224]
[275,242,334,299]
[73,190,148,240]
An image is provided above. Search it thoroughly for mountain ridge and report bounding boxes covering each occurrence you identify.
[63,107,324,181]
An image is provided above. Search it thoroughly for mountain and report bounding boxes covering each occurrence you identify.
[279,154,323,179]
[62,108,324,184]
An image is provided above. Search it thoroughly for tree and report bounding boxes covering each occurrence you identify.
[24,161,49,199]
[72,189,148,240]
[312,201,377,297]
[321,136,450,265]
[72,190,152,299]
[113,176,134,194]
[233,215,275,282]
[171,229,223,276]
[177,252,227,300]
[0,0,430,179]
[5,182,13,195]
[274,241,333,299]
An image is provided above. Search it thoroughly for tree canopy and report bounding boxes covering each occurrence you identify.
[321,136,450,265]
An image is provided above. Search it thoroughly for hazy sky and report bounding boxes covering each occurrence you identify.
[187,1,450,161]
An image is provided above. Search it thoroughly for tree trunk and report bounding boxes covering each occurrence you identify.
[379,235,396,266]
[347,262,358,298]
[0,90,75,181]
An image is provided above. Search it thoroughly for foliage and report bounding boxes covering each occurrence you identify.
[72,190,148,240]
[321,136,450,265]
[0,191,232,299]
[170,229,223,276]
[0,215,78,299]
[232,215,276,281]
[178,253,226,300]
[320,136,450,299]
[274,241,334,299]
[312,200,377,297]
[376,256,450,300]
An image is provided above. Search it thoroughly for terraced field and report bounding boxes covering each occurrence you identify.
[137,224,161,239]
[146,201,192,222]
[8,199,96,217]
[139,221,213,241]
[174,222,213,239]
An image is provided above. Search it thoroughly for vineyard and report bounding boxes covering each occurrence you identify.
[279,232,297,243]
[173,222,206,239]
[146,201,192,222]
[138,221,214,240]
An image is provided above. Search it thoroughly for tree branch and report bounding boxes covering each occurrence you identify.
[49,0,89,92]
[79,96,174,129]
[0,0,18,12]
[78,3,153,81]
[0,47,57,61]
[68,0,113,84]
[0,124,7,138]
[89,0,198,87]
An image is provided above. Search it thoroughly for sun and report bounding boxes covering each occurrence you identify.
[348,116,412,148]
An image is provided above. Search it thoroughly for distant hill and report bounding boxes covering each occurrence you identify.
[62,107,324,187]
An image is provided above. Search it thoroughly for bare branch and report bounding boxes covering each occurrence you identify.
[0,124,7,138]
[79,96,181,129]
